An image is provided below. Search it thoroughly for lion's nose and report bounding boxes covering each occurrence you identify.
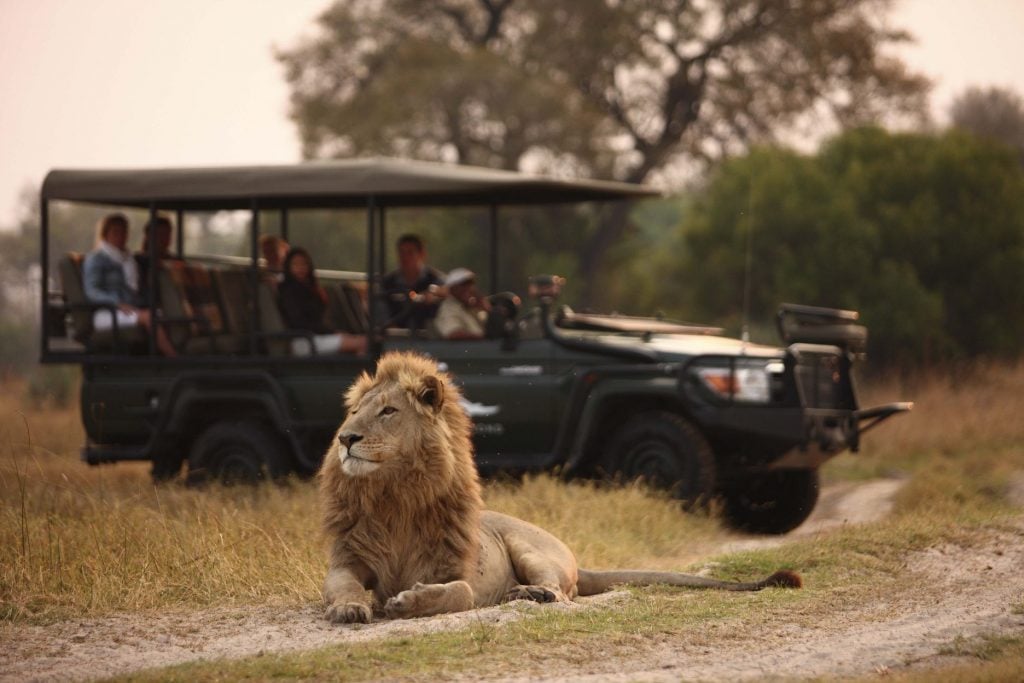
[338,432,363,449]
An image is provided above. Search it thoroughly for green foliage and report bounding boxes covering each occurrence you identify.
[278,0,928,306]
[674,127,1024,364]
[950,86,1024,166]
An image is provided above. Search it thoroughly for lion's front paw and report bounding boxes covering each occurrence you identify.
[383,590,417,619]
[506,585,564,603]
[325,601,372,624]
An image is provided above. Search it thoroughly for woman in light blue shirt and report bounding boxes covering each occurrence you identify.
[82,213,176,356]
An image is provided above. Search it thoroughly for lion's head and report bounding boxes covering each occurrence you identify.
[319,352,481,521]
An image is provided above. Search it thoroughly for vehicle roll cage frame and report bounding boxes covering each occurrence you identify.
[40,197,496,362]
[39,159,658,363]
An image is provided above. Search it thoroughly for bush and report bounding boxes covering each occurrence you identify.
[673,127,1024,366]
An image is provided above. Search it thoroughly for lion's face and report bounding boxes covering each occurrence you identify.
[333,372,445,478]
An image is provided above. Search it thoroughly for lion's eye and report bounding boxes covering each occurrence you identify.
[379,406,397,417]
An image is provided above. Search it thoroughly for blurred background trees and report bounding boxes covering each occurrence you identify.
[278,0,928,305]
[950,85,1024,166]
[7,2,1024,372]
[668,127,1024,365]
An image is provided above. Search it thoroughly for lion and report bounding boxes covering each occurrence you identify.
[319,351,801,623]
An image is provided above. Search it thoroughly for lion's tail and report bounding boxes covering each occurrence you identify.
[575,568,802,595]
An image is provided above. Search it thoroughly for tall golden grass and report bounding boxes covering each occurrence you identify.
[2,363,1023,622]
[838,362,1024,515]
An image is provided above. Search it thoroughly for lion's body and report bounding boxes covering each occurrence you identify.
[319,352,800,623]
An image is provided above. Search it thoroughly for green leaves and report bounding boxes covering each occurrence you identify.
[679,127,1024,365]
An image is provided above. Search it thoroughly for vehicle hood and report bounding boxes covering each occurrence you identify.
[590,332,784,362]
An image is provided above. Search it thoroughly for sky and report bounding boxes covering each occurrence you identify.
[2,0,1024,229]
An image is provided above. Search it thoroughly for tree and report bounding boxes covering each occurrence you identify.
[277,0,929,306]
[676,127,1024,365]
[950,86,1024,165]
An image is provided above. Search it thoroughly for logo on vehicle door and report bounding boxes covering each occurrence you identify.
[459,398,501,417]
[499,365,543,376]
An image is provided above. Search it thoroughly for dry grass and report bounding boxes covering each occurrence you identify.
[3,363,1024,625]
[828,362,1024,516]
[854,360,1024,462]
[1,383,318,620]
[0,379,723,623]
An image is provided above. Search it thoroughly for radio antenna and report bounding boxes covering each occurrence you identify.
[740,173,755,346]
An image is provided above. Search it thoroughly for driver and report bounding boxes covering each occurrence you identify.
[381,233,444,329]
[435,268,491,340]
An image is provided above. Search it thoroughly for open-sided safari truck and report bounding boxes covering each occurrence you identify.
[40,159,910,533]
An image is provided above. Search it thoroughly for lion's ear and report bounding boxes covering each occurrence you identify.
[417,375,444,412]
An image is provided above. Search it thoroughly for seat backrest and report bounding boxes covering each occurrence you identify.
[59,253,91,342]
[341,282,369,334]
[211,268,252,334]
[257,281,291,356]
[157,265,188,348]
[181,263,227,334]
[326,283,360,334]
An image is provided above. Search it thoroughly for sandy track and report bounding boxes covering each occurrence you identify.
[494,524,1024,682]
[3,478,1022,682]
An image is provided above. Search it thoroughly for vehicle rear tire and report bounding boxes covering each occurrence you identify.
[187,420,291,486]
[599,411,716,508]
[720,468,820,535]
[150,449,185,483]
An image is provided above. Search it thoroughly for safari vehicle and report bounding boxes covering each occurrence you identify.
[40,159,910,534]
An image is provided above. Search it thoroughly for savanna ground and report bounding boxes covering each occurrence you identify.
[2,364,1023,682]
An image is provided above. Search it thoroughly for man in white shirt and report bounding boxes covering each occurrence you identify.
[435,268,491,339]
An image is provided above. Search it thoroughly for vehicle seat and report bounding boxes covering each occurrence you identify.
[257,280,315,356]
[158,263,241,354]
[58,252,146,352]
[211,268,251,336]
[342,282,368,334]
[58,253,91,343]
[326,282,366,334]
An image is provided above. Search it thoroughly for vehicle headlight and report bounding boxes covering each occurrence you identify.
[694,359,783,403]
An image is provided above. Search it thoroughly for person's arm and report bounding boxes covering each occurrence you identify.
[435,302,483,339]
[82,253,122,306]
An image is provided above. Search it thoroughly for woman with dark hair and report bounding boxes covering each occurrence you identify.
[277,247,367,354]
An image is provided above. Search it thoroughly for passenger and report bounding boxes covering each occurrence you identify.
[435,268,491,340]
[134,214,182,304]
[277,247,367,354]
[382,233,444,329]
[82,213,177,356]
[260,235,290,272]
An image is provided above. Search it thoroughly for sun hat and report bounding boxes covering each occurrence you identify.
[444,267,476,287]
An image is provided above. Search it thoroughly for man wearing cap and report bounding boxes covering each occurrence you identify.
[435,268,491,339]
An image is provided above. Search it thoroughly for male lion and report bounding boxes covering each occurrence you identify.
[319,352,801,623]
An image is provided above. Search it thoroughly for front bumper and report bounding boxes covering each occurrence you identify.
[691,400,913,471]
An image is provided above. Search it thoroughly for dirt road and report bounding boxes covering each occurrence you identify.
[3,478,1022,682]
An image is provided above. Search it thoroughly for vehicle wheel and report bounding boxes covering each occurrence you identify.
[187,420,291,485]
[599,411,716,508]
[720,468,820,535]
[150,448,185,483]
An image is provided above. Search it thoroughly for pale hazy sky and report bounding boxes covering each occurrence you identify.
[2,0,1023,228]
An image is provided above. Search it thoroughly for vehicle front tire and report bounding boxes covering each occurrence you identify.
[720,468,820,535]
[187,420,291,486]
[599,410,716,508]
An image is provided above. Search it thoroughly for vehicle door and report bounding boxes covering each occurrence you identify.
[383,336,560,471]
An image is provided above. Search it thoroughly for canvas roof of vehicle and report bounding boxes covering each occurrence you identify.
[41,157,660,210]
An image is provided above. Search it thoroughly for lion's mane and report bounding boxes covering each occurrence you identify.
[318,352,483,600]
